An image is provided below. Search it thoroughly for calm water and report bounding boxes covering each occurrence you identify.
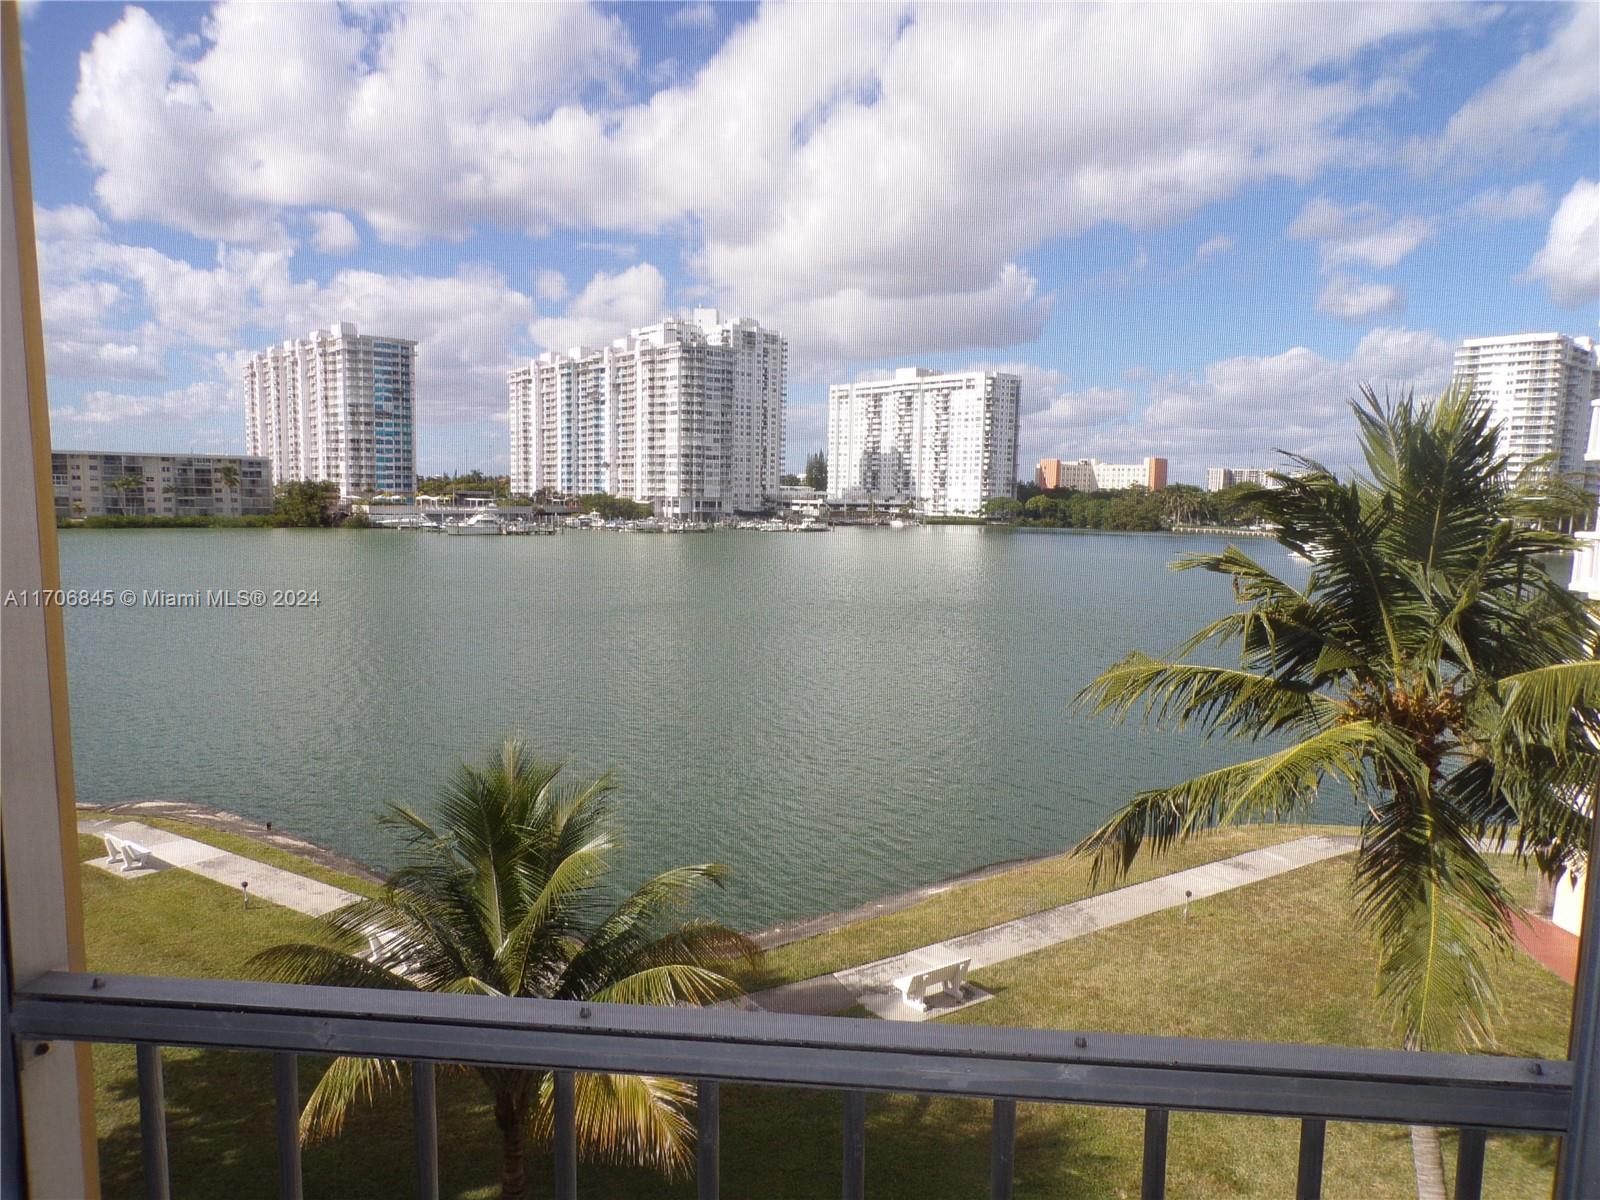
[58,527,1318,928]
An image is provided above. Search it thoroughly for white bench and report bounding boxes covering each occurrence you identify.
[102,834,156,872]
[893,957,972,1011]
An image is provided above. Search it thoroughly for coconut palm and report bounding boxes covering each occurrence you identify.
[1073,386,1599,1053]
[251,739,758,1199]
[214,462,241,513]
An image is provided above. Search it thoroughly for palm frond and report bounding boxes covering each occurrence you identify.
[299,1055,410,1143]
[1074,721,1411,884]
[1072,653,1328,739]
[532,1071,697,1178]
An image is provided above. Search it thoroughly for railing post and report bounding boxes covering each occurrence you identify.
[553,1069,577,1200]
[842,1091,866,1200]
[990,1098,1016,1200]
[1140,1108,1168,1200]
[412,1061,438,1200]
[696,1080,719,1200]
[136,1044,170,1200]
[1295,1118,1325,1200]
[272,1052,302,1200]
[1453,1128,1486,1200]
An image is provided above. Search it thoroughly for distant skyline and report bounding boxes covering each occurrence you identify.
[21,1,1600,483]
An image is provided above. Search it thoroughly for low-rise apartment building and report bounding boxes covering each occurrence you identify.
[1035,456,1167,492]
[52,450,272,518]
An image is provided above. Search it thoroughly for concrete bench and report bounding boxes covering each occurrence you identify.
[102,834,155,872]
[893,957,971,1011]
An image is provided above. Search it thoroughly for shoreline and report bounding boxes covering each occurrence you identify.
[79,799,1358,948]
[77,799,386,887]
[78,797,1091,941]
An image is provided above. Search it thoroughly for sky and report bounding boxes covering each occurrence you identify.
[18,1,1600,483]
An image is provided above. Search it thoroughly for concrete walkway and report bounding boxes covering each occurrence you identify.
[749,834,1358,1021]
[80,817,360,918]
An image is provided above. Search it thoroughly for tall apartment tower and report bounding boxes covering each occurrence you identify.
[244,322,417,498]
[1451,333,1600,495]
[508,311,785,517]
[826,368,1020,517]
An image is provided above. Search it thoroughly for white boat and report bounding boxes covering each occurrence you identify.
[888,518,908,529]
[445,511,501,536]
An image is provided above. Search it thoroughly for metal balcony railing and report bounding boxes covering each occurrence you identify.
[10,971,1584,1200]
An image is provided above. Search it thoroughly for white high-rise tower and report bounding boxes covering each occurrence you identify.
[508,312,786,517]
[1451,333,1600,496]
[244,322,417,498]
[826,368,1020,517]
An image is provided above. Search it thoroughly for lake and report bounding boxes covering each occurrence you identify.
[58,525,1320,929]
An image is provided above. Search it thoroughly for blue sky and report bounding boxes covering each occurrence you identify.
[19,1,1600,481]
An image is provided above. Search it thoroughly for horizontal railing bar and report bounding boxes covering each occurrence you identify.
[11,972,1571,1134]
[16,972,1567,1090]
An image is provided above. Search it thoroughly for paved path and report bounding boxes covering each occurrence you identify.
[748,834,1359,1020]
[81,818,360,918]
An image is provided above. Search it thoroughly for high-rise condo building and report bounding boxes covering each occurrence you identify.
[508,310,785,517]
[1035,456,1167,492]
[1451,333,1600,495]
[827,368,1020,516]
[244,322,417,499]
[1206,466,1281,492]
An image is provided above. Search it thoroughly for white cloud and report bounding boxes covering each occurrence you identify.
[529,263,668,351]
[34,206,538,424]
[1011,327,1455,479]
[1316,275,1405,322]
[52,380,233,426]
[775,264,1052,370]
[1522,179,1600,308]
[1456,183,1548,225]
[1288,197,1432,270]
[70,3,638,244]
[68,2,1476,361]
[1192,234,1235,265]
[534,269,568,303]
[666,3,716,32]
[1411,6,1599,174]
[308,210,359,255]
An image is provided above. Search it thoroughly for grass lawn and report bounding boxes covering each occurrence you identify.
[76,829,1574,1199]
[750,824,1345,987]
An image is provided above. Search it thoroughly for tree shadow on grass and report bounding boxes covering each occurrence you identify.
[94,1046,504,1199]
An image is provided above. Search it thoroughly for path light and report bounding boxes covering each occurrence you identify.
[241,880,249,910]
[1182,889,1192,921]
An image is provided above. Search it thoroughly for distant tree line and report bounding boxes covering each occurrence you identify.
[982,482,1271,532]
[573,493,653,520]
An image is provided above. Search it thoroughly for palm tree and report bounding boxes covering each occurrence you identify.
[214,462,241,513]
[1073,386,1598,1054]
[109,472,144,515]
[251,739,757,1199]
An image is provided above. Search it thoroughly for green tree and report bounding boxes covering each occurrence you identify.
[108,472,145,514]
[981,496,1022,520]
[1073,387,1597,1054]
[780,473,803,487]
[252,739,756,1199]
[804,451,828,492]
[214,462,241,513]
[273,481,338,527]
